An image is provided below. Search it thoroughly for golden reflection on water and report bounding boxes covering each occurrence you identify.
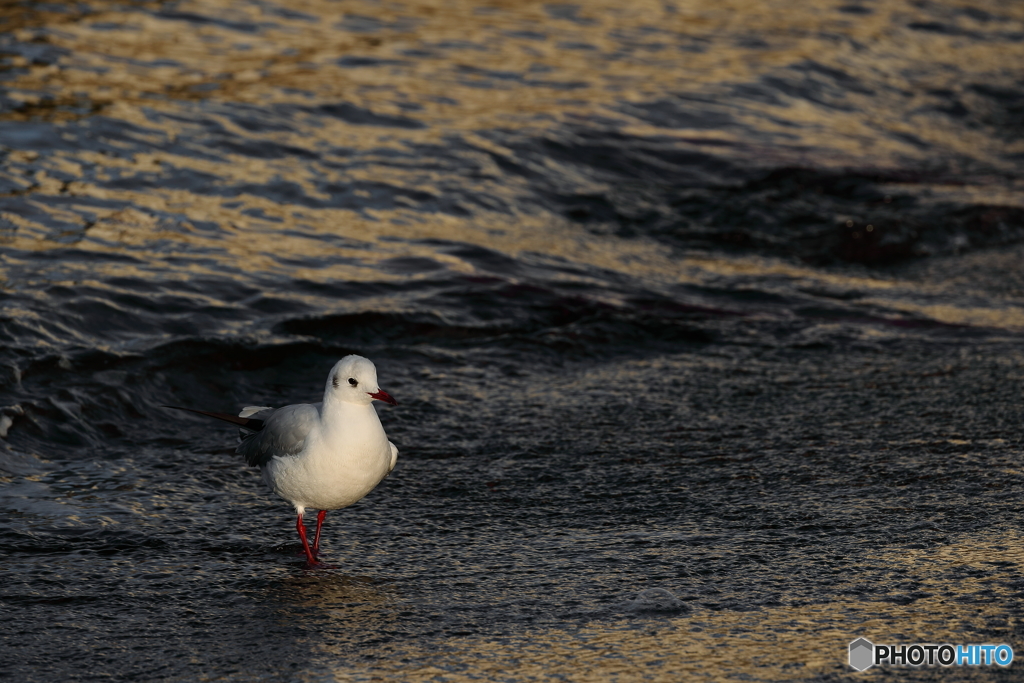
[297,530,1024,681]
[3,0,1024,331]
[9,0,1024,160]
[8,0,1024,143]
[4,0,1023,241]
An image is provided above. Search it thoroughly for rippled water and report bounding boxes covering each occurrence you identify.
[2,0,1024,680]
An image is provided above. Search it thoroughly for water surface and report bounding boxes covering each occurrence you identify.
[2,0,1024,680]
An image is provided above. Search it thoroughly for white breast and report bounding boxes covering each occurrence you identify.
[261,402,394,513]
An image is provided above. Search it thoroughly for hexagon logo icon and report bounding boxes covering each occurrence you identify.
[849,638,874,671]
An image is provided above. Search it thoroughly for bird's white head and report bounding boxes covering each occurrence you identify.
[325,355,398,406]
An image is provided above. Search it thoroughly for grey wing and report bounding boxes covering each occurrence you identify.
[236,403,320,467]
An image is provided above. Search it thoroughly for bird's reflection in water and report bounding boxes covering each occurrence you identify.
[266,573,408,674]
[271,572,397,614]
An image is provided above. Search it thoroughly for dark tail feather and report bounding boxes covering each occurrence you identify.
[163,406,265,431]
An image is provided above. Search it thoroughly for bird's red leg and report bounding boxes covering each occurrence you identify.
[295,513,320,567]
[312,510,327,558]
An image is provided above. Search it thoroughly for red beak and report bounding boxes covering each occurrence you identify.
[368,389,398,406]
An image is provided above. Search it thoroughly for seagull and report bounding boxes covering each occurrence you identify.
[166,355,399,568]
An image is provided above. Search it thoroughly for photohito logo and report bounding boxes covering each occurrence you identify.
[849,638,1013,671]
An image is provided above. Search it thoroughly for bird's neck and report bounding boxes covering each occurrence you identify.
[320,398,379,427]
[317,400,384,455]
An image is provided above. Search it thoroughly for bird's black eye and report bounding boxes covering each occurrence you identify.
[348,377,358,387]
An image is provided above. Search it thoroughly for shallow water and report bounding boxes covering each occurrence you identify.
[2,0,1024,680]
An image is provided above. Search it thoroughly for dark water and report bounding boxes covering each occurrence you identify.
[2,0,1024,680]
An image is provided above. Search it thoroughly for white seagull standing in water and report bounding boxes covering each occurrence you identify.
[166,355,399,568]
